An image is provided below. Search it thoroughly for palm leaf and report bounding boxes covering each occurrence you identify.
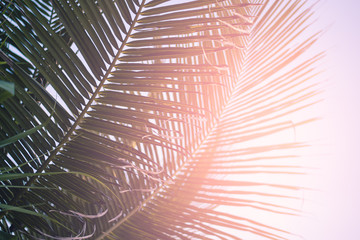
[0,0,321,239]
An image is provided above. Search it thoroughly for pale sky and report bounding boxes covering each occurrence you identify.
[212,0,360,239]
[302,0,360,239]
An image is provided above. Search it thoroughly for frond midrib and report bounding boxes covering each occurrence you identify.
[95,29,255,240]
[1,0,147,216]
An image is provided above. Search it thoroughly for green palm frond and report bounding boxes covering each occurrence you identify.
[0,0,321,239]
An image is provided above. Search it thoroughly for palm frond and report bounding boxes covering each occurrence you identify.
[0,0,321,239]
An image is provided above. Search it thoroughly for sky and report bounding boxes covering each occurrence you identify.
[216,0,360,238]
[301,0,360,239]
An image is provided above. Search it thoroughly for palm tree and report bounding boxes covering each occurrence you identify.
[0,0,321,239]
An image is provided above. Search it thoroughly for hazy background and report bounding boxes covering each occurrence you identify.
[304,0,360,239]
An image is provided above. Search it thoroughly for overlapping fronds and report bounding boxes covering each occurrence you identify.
[0,0,321,239]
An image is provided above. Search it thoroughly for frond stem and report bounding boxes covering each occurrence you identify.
[0,0,147,220]
[95,117,219,240]
[95,29,251,240]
